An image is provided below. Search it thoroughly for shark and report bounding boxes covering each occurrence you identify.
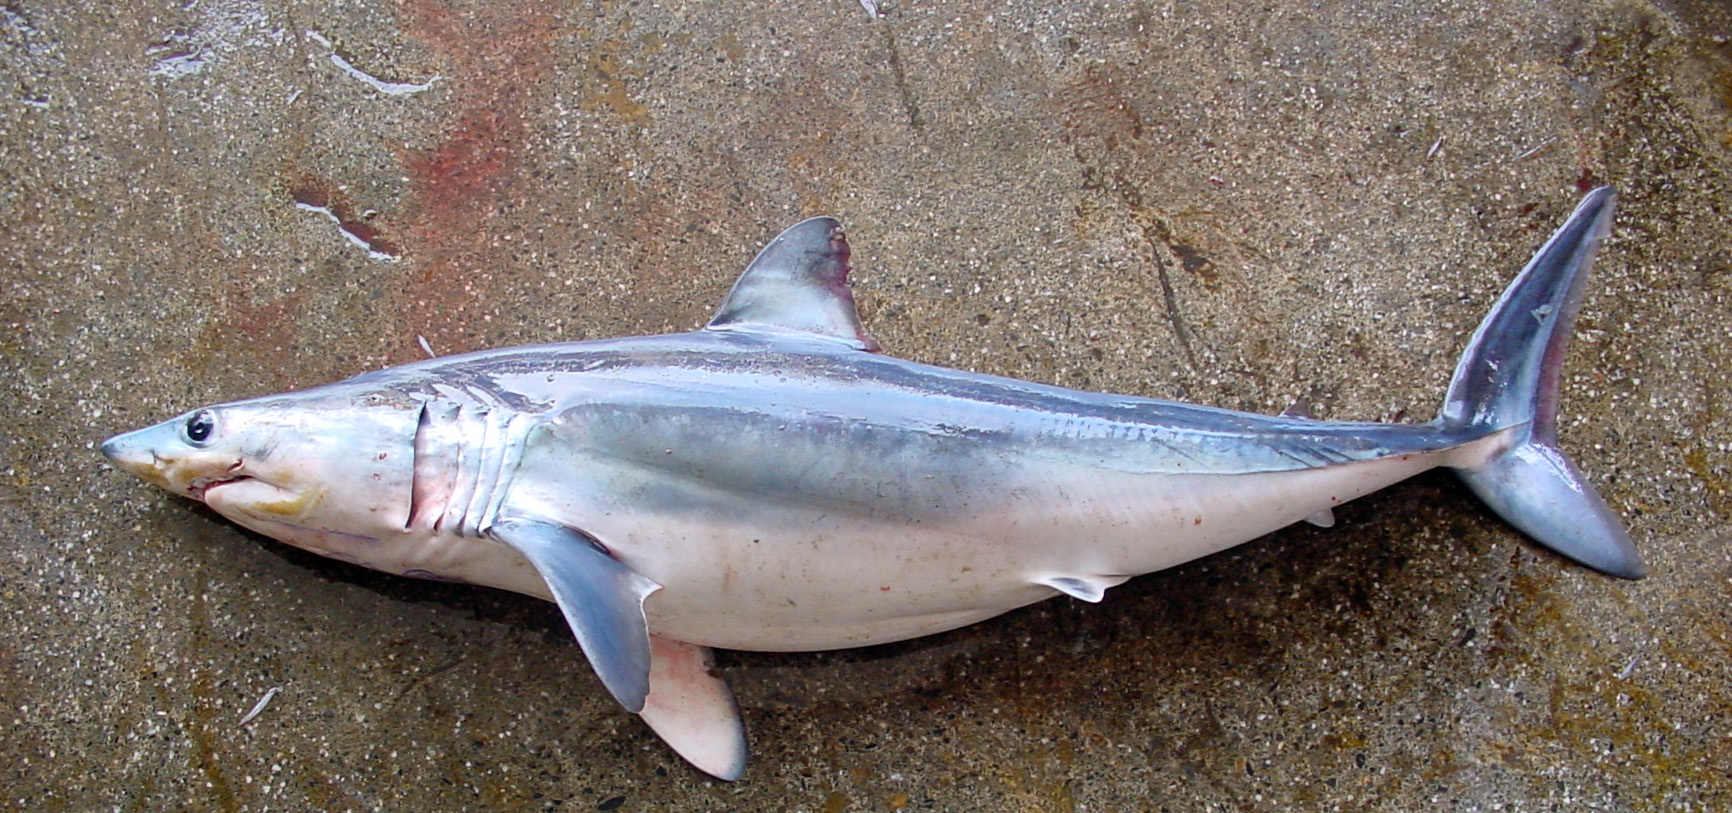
[102,188,1643,779]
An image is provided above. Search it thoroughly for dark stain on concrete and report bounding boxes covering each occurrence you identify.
[285,174,403,261]
[878,24,924,134]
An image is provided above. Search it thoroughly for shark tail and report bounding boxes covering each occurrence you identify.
[1438,187,1645,578]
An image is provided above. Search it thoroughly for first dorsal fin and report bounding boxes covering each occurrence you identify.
[706,217,881,351]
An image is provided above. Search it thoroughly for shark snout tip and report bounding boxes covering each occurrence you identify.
[99,431,157,474]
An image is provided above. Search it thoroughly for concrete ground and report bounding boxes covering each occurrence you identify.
[4,0,1729,809]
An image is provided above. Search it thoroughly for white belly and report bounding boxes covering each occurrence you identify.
[558,450,1452,651]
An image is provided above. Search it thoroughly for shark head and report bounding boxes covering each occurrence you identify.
[101,385,423,556]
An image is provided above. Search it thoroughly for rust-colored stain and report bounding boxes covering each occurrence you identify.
[1054,65,1146,152]
[191,279,311,388]
[580,34,654,125]
[390,0,560,360]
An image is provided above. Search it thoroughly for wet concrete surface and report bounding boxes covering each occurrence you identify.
[4,0,1730,809]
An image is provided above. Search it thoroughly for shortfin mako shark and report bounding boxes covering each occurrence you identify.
[103,188,1643,779]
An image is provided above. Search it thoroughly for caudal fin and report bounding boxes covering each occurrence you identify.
[1440,188,1645,578]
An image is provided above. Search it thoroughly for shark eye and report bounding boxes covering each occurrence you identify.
[184,410,215,444]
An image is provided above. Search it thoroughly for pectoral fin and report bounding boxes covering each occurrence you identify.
[640,636,747,780]
[489,518,661,712]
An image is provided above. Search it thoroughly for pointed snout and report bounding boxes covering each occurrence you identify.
[102,430,147,467]
[100,426,172,487]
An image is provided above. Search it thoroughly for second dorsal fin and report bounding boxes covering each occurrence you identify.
[706,217,880,351]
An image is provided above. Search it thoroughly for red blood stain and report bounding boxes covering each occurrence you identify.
[390,0,559,359]
[403,108,515,233]
[192,279,311,387]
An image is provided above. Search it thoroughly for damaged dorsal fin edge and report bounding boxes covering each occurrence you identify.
[706,217,881,351]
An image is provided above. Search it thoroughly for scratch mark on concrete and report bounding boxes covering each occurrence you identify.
[879,26,923,133]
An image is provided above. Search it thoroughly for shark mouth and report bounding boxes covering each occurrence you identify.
[189,475,251,501]
[189,460,252,501]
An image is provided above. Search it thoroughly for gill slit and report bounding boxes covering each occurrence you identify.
[444,405,484,535]
[460,408,502,536]
[405,402,430,531]
[455,402,535,538]
[408,385,535,537]
[454,409,532,537]
[480,414,530,533]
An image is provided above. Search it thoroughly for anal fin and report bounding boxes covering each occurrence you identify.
[1034,573,1126,603]
[640,636,747,781]
[1304,509,1336,528]
[488,518,661,712]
